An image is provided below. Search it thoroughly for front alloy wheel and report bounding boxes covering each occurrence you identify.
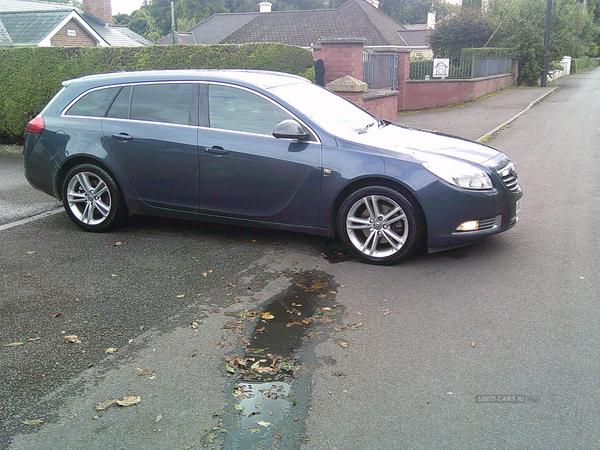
[62,164,123,232]
[338,186,421,265]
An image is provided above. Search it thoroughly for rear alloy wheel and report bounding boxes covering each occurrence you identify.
[338,186,422,265]
[62,164,124,232]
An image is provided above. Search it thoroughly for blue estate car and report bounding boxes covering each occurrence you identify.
[23,70,522,264]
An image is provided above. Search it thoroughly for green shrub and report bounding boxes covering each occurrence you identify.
[0,44,314,143]
[571,56,599,74]
[460,48,515,58]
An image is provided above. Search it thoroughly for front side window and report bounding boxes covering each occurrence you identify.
[129,83,196,126]
[208,85,293,136]
[65,87,120,117]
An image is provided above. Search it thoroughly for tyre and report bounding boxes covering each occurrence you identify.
[62,164,124,232]
[337,186,422,265]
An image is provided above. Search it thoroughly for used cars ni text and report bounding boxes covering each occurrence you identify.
[24,70,522,264]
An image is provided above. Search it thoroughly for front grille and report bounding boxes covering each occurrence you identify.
[497,162,521,192]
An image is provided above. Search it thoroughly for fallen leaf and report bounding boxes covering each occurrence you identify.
[115,396,141,407]
[96,399,117,410]
[177,294,185,299]
[234,404,244,411]
[135,367,155,376]
[52,313,61,318]
[22,419,43,426]
[105,348,117,354]
[471,342,476,348]
[156,414,162,423]
[337,339,349,348]
[261,312,274,320]
[190,321,199,329]
[28,337,41,341]
[5,342,24,347]
[114,242,122,246]
[63,335,81,344]
[256,327,267,333]
[257,421,271,427]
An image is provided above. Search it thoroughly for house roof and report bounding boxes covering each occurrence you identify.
[0,0,152,47]
[396,24,429,47]
[159,0,427,48]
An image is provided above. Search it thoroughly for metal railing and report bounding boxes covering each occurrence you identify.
[363,52,399,90]
[409,57,513,80]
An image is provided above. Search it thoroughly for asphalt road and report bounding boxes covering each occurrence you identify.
[0,151,61,227]
[1,69,599,450]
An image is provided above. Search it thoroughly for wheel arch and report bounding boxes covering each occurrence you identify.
[330,177,428,240]
[56,156,124,206]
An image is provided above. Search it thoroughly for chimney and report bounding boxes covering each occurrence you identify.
[427,5,436,29]
[83,0,113,24]
[259,2,272,13]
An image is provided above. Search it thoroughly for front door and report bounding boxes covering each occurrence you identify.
[199,84,321,226]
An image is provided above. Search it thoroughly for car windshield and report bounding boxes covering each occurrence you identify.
[270,82,378,137]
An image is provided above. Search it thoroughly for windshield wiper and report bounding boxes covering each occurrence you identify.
[358,122,375,134]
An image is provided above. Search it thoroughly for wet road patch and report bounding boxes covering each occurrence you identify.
[216,271,343,449]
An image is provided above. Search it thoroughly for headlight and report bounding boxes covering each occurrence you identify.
[423,160,493,190]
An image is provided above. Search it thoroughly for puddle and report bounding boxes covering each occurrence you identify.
[219,271,342,449]
[317,239,353,263]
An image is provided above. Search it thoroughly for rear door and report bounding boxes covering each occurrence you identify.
[198,84,322,226]
[102,83,200,211]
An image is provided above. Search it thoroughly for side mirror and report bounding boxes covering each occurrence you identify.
[272,119,310,141]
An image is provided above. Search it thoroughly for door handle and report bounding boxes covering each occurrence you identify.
[111,133,133,141]
[204,146,228,156]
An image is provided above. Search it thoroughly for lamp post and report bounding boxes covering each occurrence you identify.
[541,0,552,87]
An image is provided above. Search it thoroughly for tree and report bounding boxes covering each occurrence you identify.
[38,0,83,8]
[427,10,493,57]
[487,0,599,85]
[380,0,456,25]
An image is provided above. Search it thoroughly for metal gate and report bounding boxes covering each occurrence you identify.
[363,52,399,90]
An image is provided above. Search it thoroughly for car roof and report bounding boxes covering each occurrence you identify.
[63,69,310,91]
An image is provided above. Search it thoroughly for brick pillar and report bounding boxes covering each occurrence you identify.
[312,38,366,86]
[83,0,112,24]
[396,51,410,111]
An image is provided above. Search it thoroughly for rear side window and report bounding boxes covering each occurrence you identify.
[106,86,132,119]
[130,83,196,125]
[65,87,120,117]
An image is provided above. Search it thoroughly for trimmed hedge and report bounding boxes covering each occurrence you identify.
[0,44,315,143]
[571,56,600,74]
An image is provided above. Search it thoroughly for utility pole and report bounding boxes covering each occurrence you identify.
[171,1,176,45]
[541,0,552,87]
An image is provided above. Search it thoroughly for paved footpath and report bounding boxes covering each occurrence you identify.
[396,85,557,142]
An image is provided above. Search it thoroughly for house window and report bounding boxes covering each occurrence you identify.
[67,29,77,37]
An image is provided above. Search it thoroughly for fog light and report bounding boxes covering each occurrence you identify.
[456,220,479,232]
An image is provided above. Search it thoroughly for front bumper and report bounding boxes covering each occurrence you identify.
[419,178,522,250]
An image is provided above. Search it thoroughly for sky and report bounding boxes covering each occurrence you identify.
[111,0,145,16]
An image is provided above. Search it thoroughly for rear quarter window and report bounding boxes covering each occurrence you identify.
[64,87,120,117]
